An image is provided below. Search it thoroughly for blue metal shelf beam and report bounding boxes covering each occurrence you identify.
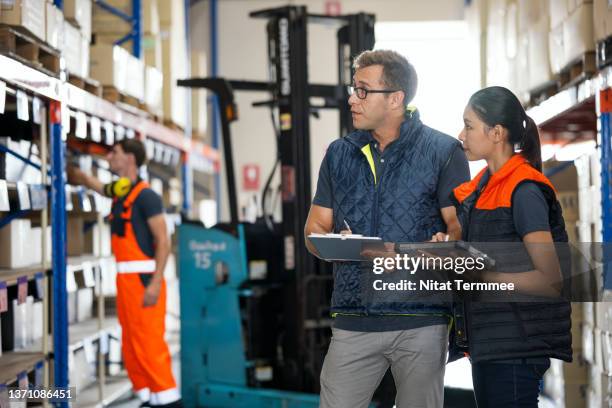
[50,102,68,407]
[95,0,142,58]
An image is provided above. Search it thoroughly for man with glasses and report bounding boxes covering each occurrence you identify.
[304,50,469,408]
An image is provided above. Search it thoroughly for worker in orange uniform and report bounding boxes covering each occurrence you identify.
[68,139,182,408]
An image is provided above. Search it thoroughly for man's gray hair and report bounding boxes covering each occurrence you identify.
[353,50,418,105]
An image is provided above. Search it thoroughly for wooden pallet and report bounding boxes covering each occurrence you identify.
[557,51,596,90]
[527,79,559,108]
[68,74,102,97]
[163,119,185,132]
[0,26,60,77]
[102,86,142,108]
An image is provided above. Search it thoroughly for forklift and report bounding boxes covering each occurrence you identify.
[176,5,379,407]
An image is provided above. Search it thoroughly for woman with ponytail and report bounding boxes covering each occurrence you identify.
[432,86,572,407]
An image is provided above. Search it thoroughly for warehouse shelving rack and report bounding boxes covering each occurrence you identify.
[0,26,217,408]
[527,67,611,292]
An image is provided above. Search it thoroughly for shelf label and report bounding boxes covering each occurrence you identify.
[75,112,87,139]
[17,276,27,305]
[32,97,42,125]
[16,90,29,122]
[126,128,135,139]
[115,125,125,141]
[28,184,47,210]
[65,186,73,211]
[16,182,30,210]
[79,189,92,212]
[0,180,9,211]
[104,121,114,145]
[82,261,95,288]
[17,372,28,389]
[0,281,8,313]
[90,116,102,143]
[83,337,96,364]
[66,266,77,293]
[61,106,71,135]
[99,330,109,355]
[0,80,6,114]
[34,272,44,300]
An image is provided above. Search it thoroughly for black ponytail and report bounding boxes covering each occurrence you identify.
[521,115,542,171]
[468,86,542,171]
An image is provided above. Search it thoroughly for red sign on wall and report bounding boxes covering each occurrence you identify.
[325,0,341,16]
[243,164,260,191]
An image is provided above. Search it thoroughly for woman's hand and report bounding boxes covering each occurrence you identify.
[430,232,449,242]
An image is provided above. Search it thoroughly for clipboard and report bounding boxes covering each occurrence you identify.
[308,233,384,261]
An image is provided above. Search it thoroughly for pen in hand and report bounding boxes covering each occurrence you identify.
[342,219,352,234]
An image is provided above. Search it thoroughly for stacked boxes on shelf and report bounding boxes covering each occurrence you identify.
[594,0,612,42]
[159,0,187,128]
[575,150,603,243]
[63,0,92,78]
[582,302,612,407]
[90,0,162,110]
[0,0,46,42]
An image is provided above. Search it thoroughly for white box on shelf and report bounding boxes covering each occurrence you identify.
[76,287,93,322]
[32,300,42,341]
[0,0,46,42]
[25,295,33,345]
[89,43,128,92]
[63,21,82,77]
[145,66,163,114]
[563,3,595,66]
[0,219,32,268]
[12,298,27,350]
[63,0,92,40]
[30,226,42,266]
[45,2,64,49]
[125,54,145,100]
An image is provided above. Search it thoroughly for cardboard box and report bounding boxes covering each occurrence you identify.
[45,2,64,49]
[89,43,128,92]
[594,0,612,41]
[76,287,93,322]
[64,0,92,40]
[92,0,159,35]
[80,34,90,79]
[563,3,595,65]
[143,33,162,70]
[527,16,553,89]
[191,51,207,137]
[549,23,565,74]
[550,0,570,28]
[67,216,89,256]
[0,219,31,268]
[64,21,82,76]
[0,0,46,42]
[161,23,187,127]
[145,65,163,114]
[564,382,589,408]
[596,302,612,332]
[518,0,548,32]
[125,53,145,100]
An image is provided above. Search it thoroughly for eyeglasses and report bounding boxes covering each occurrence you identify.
[348,86,399,100]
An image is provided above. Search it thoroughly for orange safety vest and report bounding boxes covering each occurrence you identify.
[110,180,156,274]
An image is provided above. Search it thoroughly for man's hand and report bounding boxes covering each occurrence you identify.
[66,165,105,195]
[143,278,162,307]
[67,165,86,186]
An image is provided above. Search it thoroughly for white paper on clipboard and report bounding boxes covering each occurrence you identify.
[307,233,384,261]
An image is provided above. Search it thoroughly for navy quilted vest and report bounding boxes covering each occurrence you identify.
[326,111,461,315]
